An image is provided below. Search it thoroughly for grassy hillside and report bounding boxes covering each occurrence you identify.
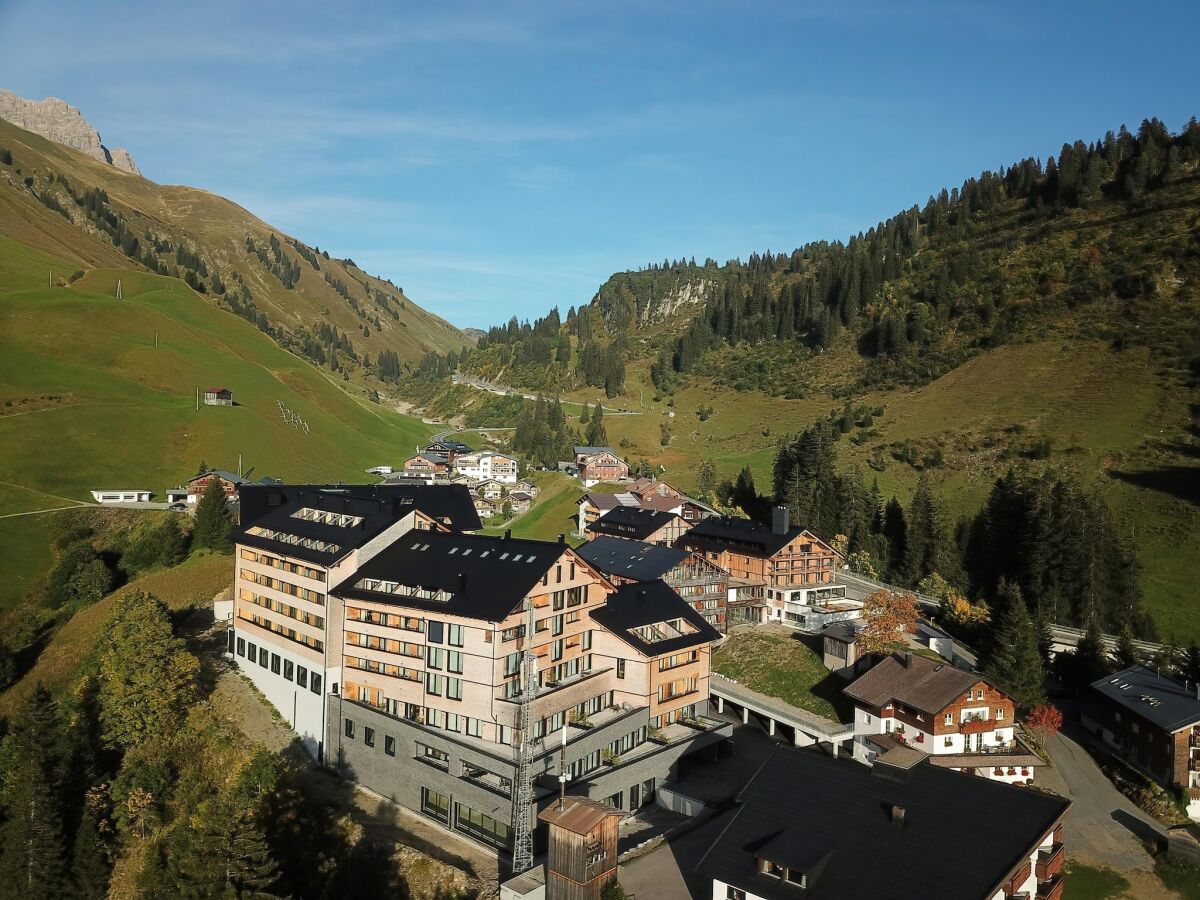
[0,254,435,517]
[0,116,466,374]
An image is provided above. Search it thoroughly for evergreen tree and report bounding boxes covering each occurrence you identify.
[904,473,951,585]
[985,589,1046,712]
[192,479,233,551]
[1070,616,1112,687]
[585,402,608,447]
[696,459,717,501]
[881,497,908,581]
[0,687,70,899]
[1114,624,1140,670]
[166,800,281,899]
[70,806,112,900]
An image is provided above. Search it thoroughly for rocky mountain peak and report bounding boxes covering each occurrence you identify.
[0,89,140,175]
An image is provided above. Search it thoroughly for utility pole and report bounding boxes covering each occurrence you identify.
[195,386,199,411]
[116,279,122,300]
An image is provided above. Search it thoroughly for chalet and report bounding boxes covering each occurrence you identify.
[508,491,534,514]
[696,746,1069,900]
[203,387,234,406]
[576,491,640,536]
[91,489,152,504]
[573,446,628,487]
[186,469,251,505]
[1083,665,1200,821]
[626,477,715,523]
[455,451,519,484]
[675,508,841,626]
[475,478,507,501]
[576,536,729,632]
[403,452,451,476]
[473,497,498,518]
[515,478,539,497]
[424,439,473,461]
[586,507,690,546]
[845,652,1041,784]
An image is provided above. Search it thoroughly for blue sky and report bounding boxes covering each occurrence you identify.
[1,1,1197,328]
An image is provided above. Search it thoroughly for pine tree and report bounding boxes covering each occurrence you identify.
[192,478,232,551]
[1114,623,1140,670]
[1071,616,1111,686]
[0,687,70,899]
[985,591,1046,712]
[585,402,608,447]
[70,807,112,900]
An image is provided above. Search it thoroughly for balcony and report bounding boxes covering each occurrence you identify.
[1036,843,1064,881]
[461,764,513,798]
[1036,875,1063,900]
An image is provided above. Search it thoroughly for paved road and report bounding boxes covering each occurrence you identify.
[451,373,641,414]
[1039,725,1166,874]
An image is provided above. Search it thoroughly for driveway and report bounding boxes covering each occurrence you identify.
[1040,726,1166,874]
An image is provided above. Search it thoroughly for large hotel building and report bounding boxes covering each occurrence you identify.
[229,483,731,855]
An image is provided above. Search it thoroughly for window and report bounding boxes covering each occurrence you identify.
[944,736,954,747]
[995,708,1005,720]
[271,653,281,675]
[421,787,450,824]
[259,647,270,668]
[582,630,592,651]
[427,646,444,669]
[296,665,308,689]
[726,888,746,900]
[454,802,512,849]
[447,677,463,701]
[617,659,625,679]
[427,620,444,644]
[944,713,952,726]
[484,630,493,643]
[505,652,522,677]
[246,641,256,661]
[448,623,464,647]
[236,637,246,657]
[498,724,512,746]
[385,735,396,756]
[466,717,482,738]
[426,673,444,696]
[364,726,375,748]
[552,639,564,661]
[445,713,459,732]
[284,660,294,680]
[427,708,444,728]
[311,673,322,694]
[552,615,564,636]
[447,651,463,674]
[345,719,355,739]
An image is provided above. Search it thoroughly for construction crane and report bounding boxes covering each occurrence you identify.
[510,598,539,875]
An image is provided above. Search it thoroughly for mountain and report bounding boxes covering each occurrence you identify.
[0,111,468,378]
[413,116,1200,642]
[0,89,139,174]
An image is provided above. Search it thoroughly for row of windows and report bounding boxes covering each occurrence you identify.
[418,788,512,850]
[238,548,325,582]
[239,568,325,605]
[237,611,325,652]
[347,656,420,682]
[347,631,423,658]
[658,675,699,703]
[425,672,464,700]
[347,607,424,631]
[245,525,339,555]
[240,589,325,629]
[658,650,699,671]
[236,637,323,693]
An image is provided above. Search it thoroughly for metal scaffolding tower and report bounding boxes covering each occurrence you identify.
[510,600,539,875]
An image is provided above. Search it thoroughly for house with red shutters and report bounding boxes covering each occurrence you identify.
[845,652,1042,784]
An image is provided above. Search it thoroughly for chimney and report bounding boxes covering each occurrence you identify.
[557,533,566,544]
[772,506,789,535]
[504,529,512,540]
[458,572,467,591]
[890,805,906,829]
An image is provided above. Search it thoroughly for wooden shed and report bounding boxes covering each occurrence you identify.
[538,798,624,900]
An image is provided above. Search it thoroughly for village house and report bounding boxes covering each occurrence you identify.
[508,491,534,515]
[696,746,1069,900]
[1082,665,1200,821]
[475,478,507,501]
[576,491,639,536]
[675,508,841,626]
[764,583,862,633]
[586,507,691,546]
[514,478,539,497]
[424,439,473,462]
[185,469,255,505]
[403,451,451,476]
[473,497,498,518]
[203,386,234,406]
[844,652,1041,784]
[576,536,729,632]
[573,446,629,487]
[626,477,715,524]
[456,450,519,484]
[324,529,729,851]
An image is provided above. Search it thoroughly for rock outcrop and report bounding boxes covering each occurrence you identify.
[0,89,139,175]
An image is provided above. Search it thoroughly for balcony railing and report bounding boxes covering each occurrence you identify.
[1037,874,1064,900]
[1036,843,1064,881]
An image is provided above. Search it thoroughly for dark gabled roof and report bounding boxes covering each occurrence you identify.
[590,580,719,657]
[574,445,615,456]
[188,469,248,486]
[1091,665,1200,732]
[425,439,473,453]
[678,515,806,558]
[407,451,449,464]
[843,653,981,715]
[236,490,414,566]
[587,506,683,540]
[334,530,570,622]
[576,536,688,582]
[696,747,1069,900]
[238,483,482,533]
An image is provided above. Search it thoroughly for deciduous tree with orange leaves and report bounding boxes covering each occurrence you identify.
[858,588,920,655]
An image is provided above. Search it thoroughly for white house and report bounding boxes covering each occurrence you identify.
[454,451,518,484]
[763,583,861,632]
[91,489,153,504]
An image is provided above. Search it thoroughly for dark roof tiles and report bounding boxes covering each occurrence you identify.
[843,653,980,714]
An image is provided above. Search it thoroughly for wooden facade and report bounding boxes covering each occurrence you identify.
[539,798,623,900]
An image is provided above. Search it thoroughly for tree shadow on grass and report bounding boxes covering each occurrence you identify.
[1111,466,1200,507]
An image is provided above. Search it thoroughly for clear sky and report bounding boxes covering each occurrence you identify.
[1,1,1197,328]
